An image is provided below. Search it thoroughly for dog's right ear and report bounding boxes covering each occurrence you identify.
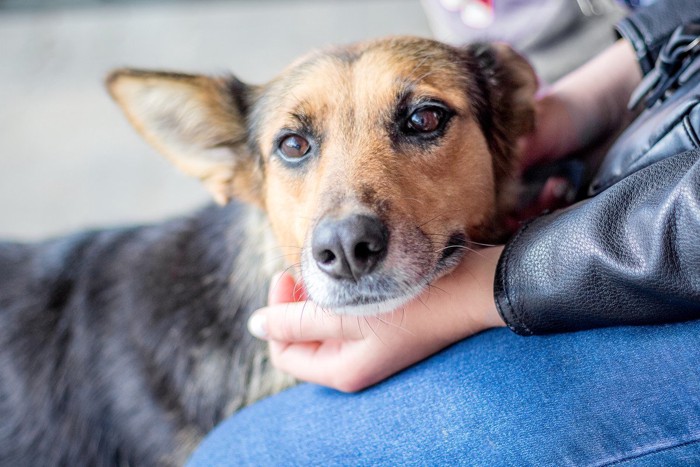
[106,69,262,206]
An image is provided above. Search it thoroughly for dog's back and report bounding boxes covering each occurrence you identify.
[0,229,130,464]
[0,203,287,466]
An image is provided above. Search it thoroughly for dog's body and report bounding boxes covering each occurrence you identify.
[0,205,291,465]
[0,37,536,465]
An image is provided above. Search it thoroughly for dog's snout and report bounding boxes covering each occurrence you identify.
[312,215,389,281]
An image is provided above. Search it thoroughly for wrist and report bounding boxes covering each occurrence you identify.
[473,245,506,330]
[437,246,505,340]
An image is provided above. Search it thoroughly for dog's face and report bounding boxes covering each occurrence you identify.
[108,37,536,315]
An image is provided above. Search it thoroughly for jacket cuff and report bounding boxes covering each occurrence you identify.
[493,221,534,336]
[493,150,700,337]
[615,0,700,74]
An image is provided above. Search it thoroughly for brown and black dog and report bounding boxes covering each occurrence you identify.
[0,36,535,466]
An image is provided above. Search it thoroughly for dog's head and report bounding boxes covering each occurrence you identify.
[107,36,536,315]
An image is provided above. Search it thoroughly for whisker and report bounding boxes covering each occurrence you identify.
[403,55,431,83]
[426,283,448,296]
[413,67,442,82]
[398,307,407,328]
[416,294,430,313]
[299,299,310,339]
[292,280,305,301]
[363,316,385,345]
[376,313,415,336]
[434,244,477,253]
[434,244,486,259]
[465,240,498,248]
[356,316,365,340]
[418,213,448,228]
[279,262,301,278]
[405,66,440,87]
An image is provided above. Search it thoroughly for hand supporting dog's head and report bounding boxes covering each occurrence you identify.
[107,36,536,315]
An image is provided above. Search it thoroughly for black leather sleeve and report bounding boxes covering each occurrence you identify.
[616,0,700,74]
[495,149,700,335]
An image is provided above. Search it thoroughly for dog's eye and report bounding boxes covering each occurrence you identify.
[279,134,310,159]
[407,107,443,133]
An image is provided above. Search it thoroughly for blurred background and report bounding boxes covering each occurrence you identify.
[0,0,623,240]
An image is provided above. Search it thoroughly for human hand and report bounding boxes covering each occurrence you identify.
[521,39,642,170]
[505,88,583,230]
[510,39,643,226]
[248,246,506,392]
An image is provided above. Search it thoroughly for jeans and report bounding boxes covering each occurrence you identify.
[188,320,700,466]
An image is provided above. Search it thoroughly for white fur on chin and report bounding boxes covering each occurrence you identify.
[329,288,425,317]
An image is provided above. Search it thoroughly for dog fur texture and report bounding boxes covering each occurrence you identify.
[0,37,535,466]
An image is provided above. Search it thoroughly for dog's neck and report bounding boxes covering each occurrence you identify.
[130,202,289,445]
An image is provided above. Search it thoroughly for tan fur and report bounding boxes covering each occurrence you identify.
[108,36,537,315]
[263,51,491,267]
[107,70,264,206]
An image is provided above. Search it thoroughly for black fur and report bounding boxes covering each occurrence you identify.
[0,201,282,466]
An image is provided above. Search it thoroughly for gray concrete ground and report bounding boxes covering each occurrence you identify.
[0,0,431,240]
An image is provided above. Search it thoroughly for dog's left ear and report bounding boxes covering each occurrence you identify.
[107,69,262,206]
[463,43,538,179]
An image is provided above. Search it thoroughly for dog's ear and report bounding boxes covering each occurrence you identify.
[463,43,538,180]
[106,69,262,206]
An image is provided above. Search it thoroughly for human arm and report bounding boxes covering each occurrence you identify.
[521,38,642,170]
[497,0,700,334]
[249,246,505,392]
[510,37,642,225]
[497,148,700,335]
[522,0,700,168]
[249,0,700,391]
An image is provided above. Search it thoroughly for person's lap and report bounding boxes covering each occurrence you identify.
[188,320,700,466]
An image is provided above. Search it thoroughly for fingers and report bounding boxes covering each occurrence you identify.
[267,271,307,305]
[248,302,365,342]
[538,176,576,208]
[521,175,574,219]
[267,271,295,305]
[268,340,380,392]
[518,90,579,170]
[504,175,576,234]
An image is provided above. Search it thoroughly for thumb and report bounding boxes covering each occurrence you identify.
[248,301,364,342]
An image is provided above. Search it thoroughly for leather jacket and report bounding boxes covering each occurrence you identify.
[495,0,700,335]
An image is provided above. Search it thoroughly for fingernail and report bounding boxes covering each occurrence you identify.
[247,314,268,339]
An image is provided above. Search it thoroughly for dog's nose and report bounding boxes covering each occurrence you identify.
[312,214,389,281]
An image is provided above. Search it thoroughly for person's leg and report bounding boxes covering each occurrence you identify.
[188,320,700,466]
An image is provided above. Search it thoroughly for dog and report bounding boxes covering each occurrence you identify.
[0,36,536,466]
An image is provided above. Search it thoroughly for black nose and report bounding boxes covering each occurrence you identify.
[311,214,389,281]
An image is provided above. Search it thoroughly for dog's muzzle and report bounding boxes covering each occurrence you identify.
[311,214,389,282]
